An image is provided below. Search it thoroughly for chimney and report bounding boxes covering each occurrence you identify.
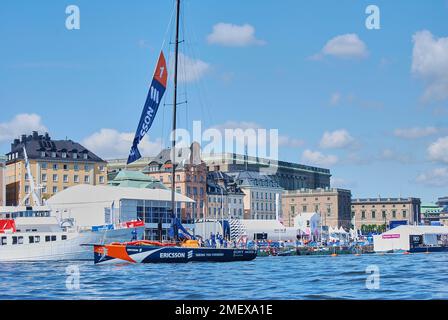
[44,132,50,140]
[32,131,38,139]
[21,134,27,143]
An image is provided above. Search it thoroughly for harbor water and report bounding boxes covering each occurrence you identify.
[1,253,448,300]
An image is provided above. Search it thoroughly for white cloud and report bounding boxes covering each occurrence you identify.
[412,30,448,102]
[0,113,48,144]
[82,129,163,160]
[428,136,448,163]
[378,149,414,164]
[319,129,355,149]
[416,167,448,187]
[393,126,442,139]
[313,34,368,59]
[301,149,338,167]
[172,52,210,83]
[207,23,266,47]
[330,92,341,106]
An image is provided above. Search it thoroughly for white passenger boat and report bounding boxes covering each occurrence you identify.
[0,206,144,261]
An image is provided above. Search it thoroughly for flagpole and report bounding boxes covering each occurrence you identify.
[171,0,181,242]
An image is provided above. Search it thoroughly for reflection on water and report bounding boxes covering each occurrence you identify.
[1,253,447,300]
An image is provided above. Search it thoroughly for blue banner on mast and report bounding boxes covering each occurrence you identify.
[127,52,168,165]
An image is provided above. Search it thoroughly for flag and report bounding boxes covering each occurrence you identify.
[127,51,168,164]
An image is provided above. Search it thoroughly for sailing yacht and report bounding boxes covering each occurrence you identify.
[93,0,256,264]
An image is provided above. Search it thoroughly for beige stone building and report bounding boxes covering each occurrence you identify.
[282,188,352,229]
[352,198,421,229]
[5,132,107,206]
[142,143,207,221]
[351,197,421,230]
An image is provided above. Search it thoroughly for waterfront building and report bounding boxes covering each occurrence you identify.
[46,184,194,240]
[420,202,444,225]
[142,142,207,221]
[206,171,245,220]
[203,153,331,190]
[351,197,421,230]
[226,171,283,220]
[282,188,352,229]
[0,156,5,206]
[437,196,448,207]
[5,132,107,206]
[106,152,332,191]
[108,170,167,190]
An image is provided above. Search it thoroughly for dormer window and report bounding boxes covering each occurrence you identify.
[83,153,88,160]
[40,151,45,158]
[62,152,67,158]
[51,152,56,158]
[73,153,78,159]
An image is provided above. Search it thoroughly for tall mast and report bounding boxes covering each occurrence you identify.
[171,0,181,241]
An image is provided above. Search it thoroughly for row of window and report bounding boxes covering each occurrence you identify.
[358,210,407,219]
[0,235,67,246]
[40,151,88,160]
[251,191,277,200]
[40,163,103,171]
[290,197,333,202]
[208,207,243,216]
[354,204,408,209]
[157,174,205,183]
[208,196,243,204]
[252,202,276,212]
[39,173,96,183]
[290,204,332,213]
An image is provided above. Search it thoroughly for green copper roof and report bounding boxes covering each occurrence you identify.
[108,170,167,190]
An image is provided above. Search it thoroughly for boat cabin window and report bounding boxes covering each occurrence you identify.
[35,236,40,243]
[1,237,7,245]
[12,236,23,245]
[29,236,34,244]
[62,235,67,240]
[51,235,57,241]
[45,236,51,242]
[18,237,24,244]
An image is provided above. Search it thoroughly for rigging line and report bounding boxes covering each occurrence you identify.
[181,0,190,136]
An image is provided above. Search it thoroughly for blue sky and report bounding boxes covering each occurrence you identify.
[1,0,447,202]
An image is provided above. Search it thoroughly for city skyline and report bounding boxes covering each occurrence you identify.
[1,0,448,202]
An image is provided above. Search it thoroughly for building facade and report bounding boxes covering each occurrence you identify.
[227,171,283,220]
[437,196,448,208]
[351,197,421,230]
[282,188,352,229]
[142,143,207,221]
[5,132,107,206]
[106,152,332,191]
[203,153,331,190]
[0,156,6,206]
[206,172,245,220]
[420,202,444,225]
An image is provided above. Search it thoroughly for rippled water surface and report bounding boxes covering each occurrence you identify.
[1,253,447,300]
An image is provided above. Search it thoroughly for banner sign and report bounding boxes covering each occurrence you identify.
[127,51,168,164]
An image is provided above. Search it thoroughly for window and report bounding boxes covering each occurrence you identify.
[303,205,307,212]
[62,235,67,241]
[99,176,105,184]
[84,165,90,171]
[53,174,58,182]
[51,152,56,158]
[42,186,47,193]
[392,210,397,218]
[41,162,47,169]
[402,210,407,218]
[25,185,30,193]
[372,211,376,219]
[53,164,58,170]
[40,151,45,158]
[1,237,6,245]
[83,153,88,160]
[42,174,47,182]
[35,236,40,243]
[51,235,56,241]
[29,236,34,244]
[63,175,68,183]
[45,236,51,242]
[74,164,79,171]
[74,175,79,183]
[361,211,366,219]
[62,152,67,158]
[84,176,90,183]
[382,211,387,218]
[63,164,68,170]
[176,175,180,182]
[99,165,105,172]
[52,186,58,193]
[73,153,78,159]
